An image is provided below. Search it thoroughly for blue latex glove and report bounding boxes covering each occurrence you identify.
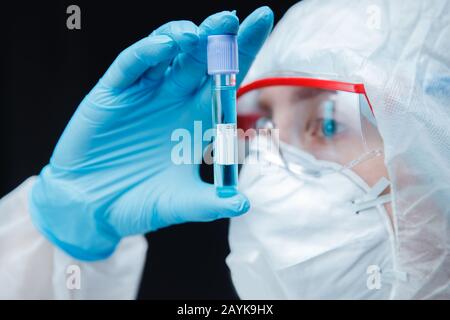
[29,8,274,261]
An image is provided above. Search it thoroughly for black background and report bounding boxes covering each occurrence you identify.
[1,0,298,299]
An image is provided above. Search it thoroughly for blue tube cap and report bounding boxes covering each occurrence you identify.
[207,35,239,75]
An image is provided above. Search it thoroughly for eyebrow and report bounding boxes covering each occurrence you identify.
[256,86,337,112]
[295,88,337,99]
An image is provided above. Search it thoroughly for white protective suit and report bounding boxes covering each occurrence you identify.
[0,177,147,299]
[228,0,450,299]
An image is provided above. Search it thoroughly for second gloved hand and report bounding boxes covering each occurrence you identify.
[29,8,274,260]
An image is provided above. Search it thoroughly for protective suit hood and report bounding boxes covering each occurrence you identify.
[234,0,450,299]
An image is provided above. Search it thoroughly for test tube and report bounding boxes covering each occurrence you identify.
[207,35,239,198]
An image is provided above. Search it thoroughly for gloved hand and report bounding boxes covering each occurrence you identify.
[29,8,274,261]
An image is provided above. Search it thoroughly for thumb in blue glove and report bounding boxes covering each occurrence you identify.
[29,7,274,261]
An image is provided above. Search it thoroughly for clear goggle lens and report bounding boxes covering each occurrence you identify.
[237,81,383,176]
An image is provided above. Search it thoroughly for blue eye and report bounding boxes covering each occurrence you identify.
[322,118,337,137]
[321,100,337,137]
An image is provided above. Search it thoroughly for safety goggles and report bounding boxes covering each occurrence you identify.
[237,74,384,176]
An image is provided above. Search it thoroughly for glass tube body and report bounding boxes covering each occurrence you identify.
[212,73,238,198]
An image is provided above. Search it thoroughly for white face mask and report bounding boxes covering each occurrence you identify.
[226,139,399,299]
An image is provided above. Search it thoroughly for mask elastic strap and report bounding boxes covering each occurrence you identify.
[351,177,391,214]
[352,178,410,288]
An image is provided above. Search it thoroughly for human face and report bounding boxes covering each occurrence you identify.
[247,85,392,222]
